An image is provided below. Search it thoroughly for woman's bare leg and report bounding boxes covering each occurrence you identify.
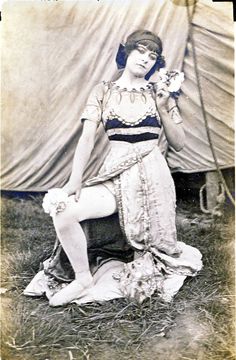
[49,184,117,306]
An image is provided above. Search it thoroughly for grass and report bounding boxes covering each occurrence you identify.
[1,192,235,360]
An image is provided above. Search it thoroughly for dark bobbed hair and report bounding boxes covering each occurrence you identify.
[115,30,165,80]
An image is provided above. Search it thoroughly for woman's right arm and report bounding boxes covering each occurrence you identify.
[62,120,97,200]
[62,83,104,199]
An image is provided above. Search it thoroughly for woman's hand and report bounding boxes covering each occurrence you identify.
[153,82,170,110]
[62,181,82,202]
[154,83,179,114]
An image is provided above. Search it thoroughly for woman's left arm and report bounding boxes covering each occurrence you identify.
[154,86,185,151]
[158,100,185,152]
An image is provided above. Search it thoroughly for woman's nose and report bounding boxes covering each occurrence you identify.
[141,53,149,63]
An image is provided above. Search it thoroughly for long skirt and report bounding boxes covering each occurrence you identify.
[24,140,202,304]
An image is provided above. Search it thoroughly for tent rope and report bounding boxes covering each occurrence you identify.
[185,0,235,207]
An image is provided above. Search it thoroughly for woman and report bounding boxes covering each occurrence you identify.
[25,30,202,306]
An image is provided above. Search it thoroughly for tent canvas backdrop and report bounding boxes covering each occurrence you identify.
[1,0,234,192]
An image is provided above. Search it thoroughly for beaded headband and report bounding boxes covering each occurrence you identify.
[125,33,162,54]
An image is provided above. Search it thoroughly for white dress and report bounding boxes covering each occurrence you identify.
[24,81,203,304]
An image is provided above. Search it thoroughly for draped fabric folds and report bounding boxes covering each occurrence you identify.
[1,0,234,191]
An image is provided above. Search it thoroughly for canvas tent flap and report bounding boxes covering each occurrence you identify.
[167,0,234,172]
[1,0,234,191]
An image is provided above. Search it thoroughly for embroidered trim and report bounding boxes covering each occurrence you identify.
[113,176,126,234]
[103,81,153,93]
[105,116,161,130]
[134,149,152,250]
[105,109,160,126]
[107,127,160,136]
[102,81,154,105]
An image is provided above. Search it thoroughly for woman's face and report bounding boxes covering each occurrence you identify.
[125,44,158,78]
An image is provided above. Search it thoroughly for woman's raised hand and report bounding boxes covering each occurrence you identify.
[153,82,170,110]
[153,83,179,114]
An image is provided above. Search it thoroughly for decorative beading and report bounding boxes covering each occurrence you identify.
[113,176,126,234]
[104,109,160,127]
[133,148,152,250]
[102,81,154,105]
[106,127,160,137]
[103,81,153,94]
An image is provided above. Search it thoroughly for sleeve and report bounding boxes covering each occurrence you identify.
[80,83,104,126]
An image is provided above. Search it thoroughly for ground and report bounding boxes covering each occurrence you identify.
[1,192,235,360]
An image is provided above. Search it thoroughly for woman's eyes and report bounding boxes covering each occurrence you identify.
[137,47,146,54]
[137,47,157,61]
[149,54,157,61]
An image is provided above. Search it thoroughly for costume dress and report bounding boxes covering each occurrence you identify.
[24,81,202,304]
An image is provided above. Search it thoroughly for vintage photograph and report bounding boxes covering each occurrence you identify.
[1,0,234,359]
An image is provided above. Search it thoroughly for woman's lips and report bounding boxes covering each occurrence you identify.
[136,63,146,69]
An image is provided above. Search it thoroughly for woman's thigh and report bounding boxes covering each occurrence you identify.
[65,184,118,222]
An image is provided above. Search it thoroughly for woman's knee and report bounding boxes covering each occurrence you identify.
[53,186,117,229]
[53,198,84,229]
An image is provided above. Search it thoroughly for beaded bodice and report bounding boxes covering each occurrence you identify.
[101,82,161,143]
